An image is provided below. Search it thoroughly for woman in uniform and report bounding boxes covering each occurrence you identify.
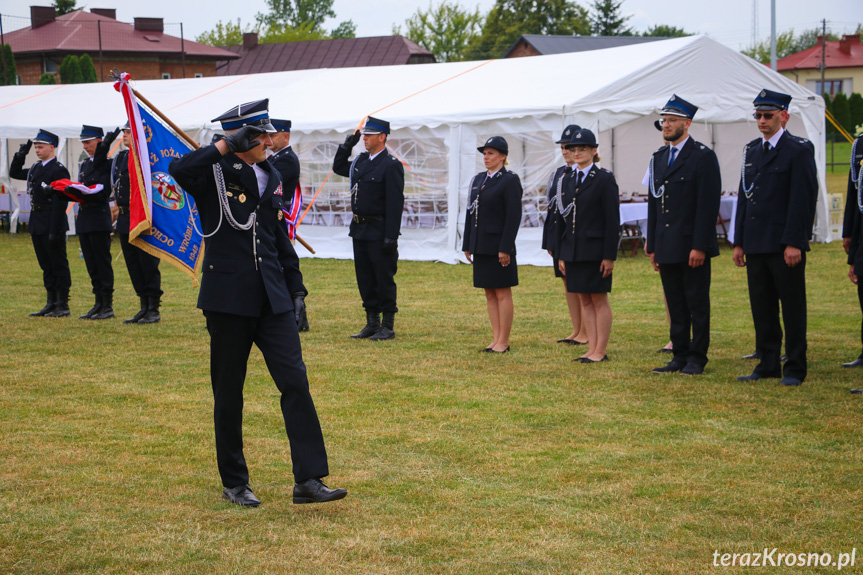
[554,128,619,363]
[542,124,588,346]
[463,136,523,354]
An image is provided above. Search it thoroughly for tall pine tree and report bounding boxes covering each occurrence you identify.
[589,0,633,36]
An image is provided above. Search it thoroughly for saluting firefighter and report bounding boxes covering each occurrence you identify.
[9,130,72,317]
[733,89,818,387]
[66,125,120,320]
[543,124,589,347]
[169,99,346,508]
[333,117,405,341]
[840,133,863,387]
[644,95,721,376]
[111,123,163,324]
[267,118,308,331]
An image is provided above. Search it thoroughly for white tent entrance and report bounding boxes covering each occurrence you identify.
[0,36,827,264]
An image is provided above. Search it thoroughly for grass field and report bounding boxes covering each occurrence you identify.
[1,232,862,574]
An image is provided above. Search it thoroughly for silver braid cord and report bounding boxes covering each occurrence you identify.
[741,143,755,198]
[852,137,860,183]
[555,169,574,218]
[648,155,665,199]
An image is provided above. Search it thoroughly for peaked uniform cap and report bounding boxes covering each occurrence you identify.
[568,128,598,147]
[362,116,390,135]
[34,129,59,146]
[753,89,792,111]
[271,119,292,132]
[80,125,104,141]
[660,94,698,118]
[556,124,582,144]
[212,99,276,133]
[477,135,509,154]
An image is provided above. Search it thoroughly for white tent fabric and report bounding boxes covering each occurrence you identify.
[0,36,828,264]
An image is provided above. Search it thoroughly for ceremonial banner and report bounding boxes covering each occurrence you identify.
[283,181,302,241]
[114,72,203,283]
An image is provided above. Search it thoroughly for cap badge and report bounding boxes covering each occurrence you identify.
[760,90,766,97]
[575,133,582,139]
[670,95,676,101]
[565,130,570,135]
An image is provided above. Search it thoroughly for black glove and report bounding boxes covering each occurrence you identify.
[382,237,398,256]
[18,140,32,156]
[292,293,306,327]
[104,127,121,147]
[225,125,265,153]
[343,130,361,149]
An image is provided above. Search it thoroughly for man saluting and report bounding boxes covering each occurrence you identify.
[169,99,346,507]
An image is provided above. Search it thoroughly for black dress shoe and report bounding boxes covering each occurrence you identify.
[578,355,608,364]
[851,389,862,394]
[680,362,704,376]
[741,351,762,360]
[779,377,803,387]
[223,484,261,507]
[557,338,587,345]
[489,346,510,354]
[737,371,780,381]
[293,478,347,504]
[842,357,863,368]
[480,347,493,352]
[658,347,673,354]
[652,361,685,374]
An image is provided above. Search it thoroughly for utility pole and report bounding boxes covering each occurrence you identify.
[820,18,827,95]
[769,0,777,70]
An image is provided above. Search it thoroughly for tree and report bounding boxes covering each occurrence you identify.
[39,73,57,85]
[1,44,17,86]
[742,28,840,64]
[259,22,329,43]
[79,54,98,83]
[642,24,689,38]
[53,0,77,15]
[255,0,355,38]
[832,92,851,135]
[400,1,483,62]
[330,20,356,39]
[465,0,589,60]
[58,55,83,84]
[196,19,249,46]
[849,92,863,137]
[589,0,633,36]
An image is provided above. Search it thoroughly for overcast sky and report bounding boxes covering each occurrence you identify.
[1,0,860,52]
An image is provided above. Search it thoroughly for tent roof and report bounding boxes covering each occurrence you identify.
[0,36,822,139]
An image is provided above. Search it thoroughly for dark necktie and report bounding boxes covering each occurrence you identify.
[564,166,572,175]
[575,171,584,188]
[668,146,677,166]
[763,141,771,155]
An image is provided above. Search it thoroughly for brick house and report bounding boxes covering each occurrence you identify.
[777,35,863,98]
[5,7,238,85]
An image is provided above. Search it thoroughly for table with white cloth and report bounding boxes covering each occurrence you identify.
[618,196,738,245]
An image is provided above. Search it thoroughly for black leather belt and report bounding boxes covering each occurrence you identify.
[352,214,381,223]
[31,204,51,211]
[80,203,107,210]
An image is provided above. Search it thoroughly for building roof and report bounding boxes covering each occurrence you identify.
[504,34,671,58]
[5,10,237,60]
[778,35,863,71]
[217,35,435,75]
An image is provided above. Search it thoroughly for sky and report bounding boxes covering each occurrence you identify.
[0,0,860,53]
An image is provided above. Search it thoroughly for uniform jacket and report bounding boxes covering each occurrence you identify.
[267,145,300,197]
[333,145,405,241]
[111,149,132,234]
[734,130,817,254]
[461,167,523,256]
[73,147,113,234]
[646,138,722,264]
[9,153,70,237]
[554,165,620,263]
[541,165,567,253]
[169,144,307,317]
[844,136,863,273]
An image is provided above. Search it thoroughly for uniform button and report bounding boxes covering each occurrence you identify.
[256,239,260,244]
[258,257,262,262]
[209,265,213,270]
[665,224,670,227]
[255,222,259,227]
[664,180,668,184]
[255,206,259,211]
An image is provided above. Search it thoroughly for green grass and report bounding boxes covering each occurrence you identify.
[1,233,861,574]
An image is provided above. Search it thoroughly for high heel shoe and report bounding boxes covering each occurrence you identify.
[489,346,510,354]
[575,355,608,363]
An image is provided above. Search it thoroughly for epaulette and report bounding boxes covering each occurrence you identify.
[698,144,706,150]
[389,155,398,162]
[600,168,613,175]
[654,146,666,154]
[793,136,810,145]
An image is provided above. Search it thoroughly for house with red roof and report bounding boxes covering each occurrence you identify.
[777,34,863,98]
[5,7,238,85]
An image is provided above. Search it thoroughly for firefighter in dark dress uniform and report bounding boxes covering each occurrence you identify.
[66,125,119,320]
[733,89,818,386]
[840,133,863,388]
[111,124,163,324]
[168,99,346,508]
[645,95,721,376]
[333,117,405,341]
[267,118,308,331]
[9,129,72,317]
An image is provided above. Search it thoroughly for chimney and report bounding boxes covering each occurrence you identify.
[134,17,164,33]
[30,6,56,28]
[91,8,117,19]
[839,34,860,55]
[243,32,258,50]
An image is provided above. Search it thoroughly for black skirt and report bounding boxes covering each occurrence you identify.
[473,253,518,289]
[564,260,612,293]
[553,257,564,278]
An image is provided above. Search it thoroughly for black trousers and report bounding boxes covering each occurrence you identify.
[119,233,162,297]
[203,309,329,488]
[31,233,71,296]
[660,259,711,367]
[352,238,398,313]
[746,252,807,380]
[856,280,863,356]
[78,231,114,296]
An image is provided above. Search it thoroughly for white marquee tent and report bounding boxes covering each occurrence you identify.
[0,35,828,264]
